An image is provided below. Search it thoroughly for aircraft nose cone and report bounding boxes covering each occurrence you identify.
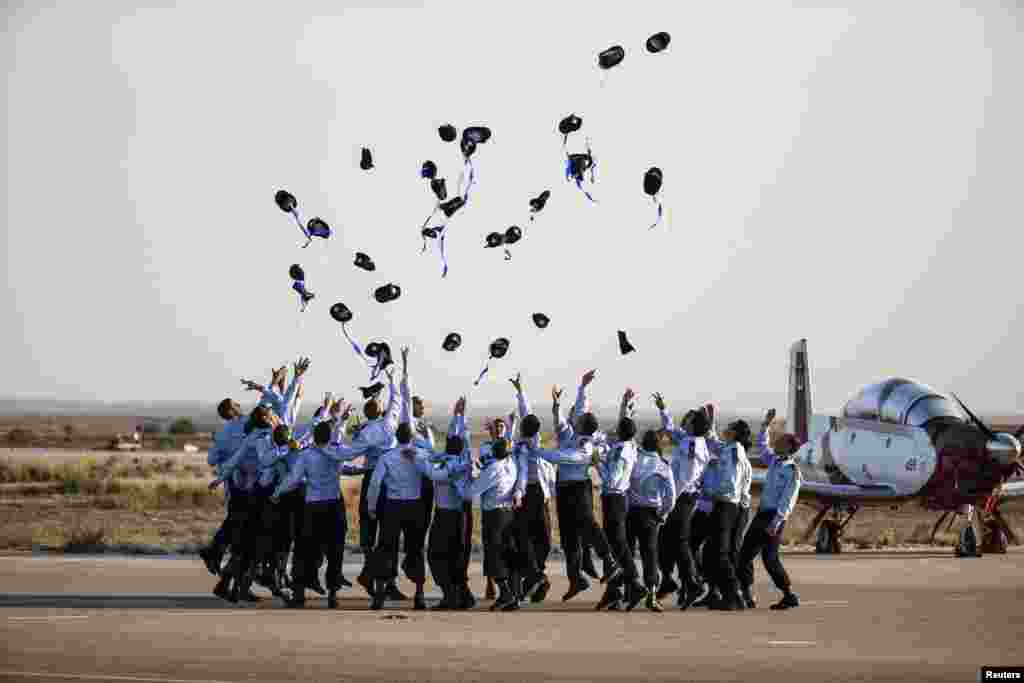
[987,433,1022,467]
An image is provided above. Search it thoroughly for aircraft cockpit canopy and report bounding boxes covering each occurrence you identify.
[842,378,965,429]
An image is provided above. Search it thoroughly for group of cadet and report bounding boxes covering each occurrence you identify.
[201,348,803,613]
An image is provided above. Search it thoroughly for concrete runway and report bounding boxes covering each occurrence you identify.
[1,550,1022,682]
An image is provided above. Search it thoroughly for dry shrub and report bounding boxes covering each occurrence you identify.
[876,527,897,547]
[64,523,106,551]
[0,459,16,483]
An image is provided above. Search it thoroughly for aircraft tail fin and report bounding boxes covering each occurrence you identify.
[787,339,812,445]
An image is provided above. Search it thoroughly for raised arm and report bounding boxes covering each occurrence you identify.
[383,369,401,431]
[552,385,574,446]
[757,409,779,467]
[282,357,310,426]
[619,387,635,422]
[400,347,412,425]
[573,369,596,419]
[456,462,500,501]
[539,440,594,466]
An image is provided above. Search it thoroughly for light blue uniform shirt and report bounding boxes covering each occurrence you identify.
[513,442,558,500]
[366,444,434,515]
[331,377,400,470]
[659,409,712,496]
[457,455,518,511]
[629,449,677,520]
[219,428,273,493]
[756,428,801,520]
[597,440,638,496]
[208,417,247,467]
[707,442,747,505]
[271,444,358,503]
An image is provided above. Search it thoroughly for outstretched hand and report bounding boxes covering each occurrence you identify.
[763,408,777,429]
[652,392,666,411]
[293,357,311,378]
[581,369,597,387]
[552,386,563,403]
[510,372,522,393]
[241,379,262,392]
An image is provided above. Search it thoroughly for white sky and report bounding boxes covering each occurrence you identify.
[3,1,1022,416]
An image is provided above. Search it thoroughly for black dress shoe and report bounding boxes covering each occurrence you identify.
[458,584,478,610]
[242,590,260,603]
[357,573,375,597]
[413,593,427,611]
[656,576,679,600]
[741,587,757,609]
[770,592,800,610]
[384,583,408,601]
[327,591,338,609]
[530,578,551,604]
[561,576,591,602]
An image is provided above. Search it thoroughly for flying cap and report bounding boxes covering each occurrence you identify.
[329,302,353,324]
[421,160,438,180]
[442,332,462,352]
[439,197,465,218]
[618,330,636,355]
[354,252,376,272]
[529,190,551,220]
[275,190,297,213]
[373,283,401,304]
[288,264,305,281]
[643,167,664,229]
[359,147,373,170]
[462,126,492,145]
[532,313,550,329]
[473,337,510,386]
[645,32,670,53]
[504,226,522,245]
[598,45,625,69]
[485,232,505,249]
[306,217,331,240]
[430,177,448,201]
[292,281,314,311]
[438,124,457,142]
[359,382,385,400]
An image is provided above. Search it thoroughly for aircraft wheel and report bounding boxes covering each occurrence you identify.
[955,525,981,558]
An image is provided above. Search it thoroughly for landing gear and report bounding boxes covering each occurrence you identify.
[955,525,981,558]
[815,520,842,554]
[810,505,857,554]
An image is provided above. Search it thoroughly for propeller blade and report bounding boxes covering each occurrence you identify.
[951,393,998,441]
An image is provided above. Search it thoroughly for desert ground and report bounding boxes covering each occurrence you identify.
[1,550,1022,683]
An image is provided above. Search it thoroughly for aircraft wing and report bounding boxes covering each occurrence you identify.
[751,469,902,501]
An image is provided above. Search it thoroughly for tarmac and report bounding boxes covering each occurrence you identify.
[1,549,1022,682]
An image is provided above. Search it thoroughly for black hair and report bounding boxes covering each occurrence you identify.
[313,421,333,446]
[396,422,413,445]
[244,406,270,435]
[690,409,710,437]
[618,417,637,441]
[217,398,234,420]
[521,414,541,439]
[641,430,661,454]
[579,412,599,436]
[731,420,752,450]
[492,438,510,460]
[446,435,464,456]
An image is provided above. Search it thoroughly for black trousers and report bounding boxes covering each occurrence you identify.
[359,473,380,551]
[689,507,713,581]
[294,499,346,592]
[555,481,613,580]
[515,483,551,579]
[369,500,427,584]
[733,505,751,571]
[669,493,700,588]
[273,488,305,555]
[481,508,517,581]
[462,502,474,583]
[737,509,792,592]
[428,507,468,588]
[224,491,255,578]
[601,494,637,584]
[707,501,741,597]
[627,507,662,589]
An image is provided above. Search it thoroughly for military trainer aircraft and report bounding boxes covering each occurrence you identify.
[754,339,1024,557]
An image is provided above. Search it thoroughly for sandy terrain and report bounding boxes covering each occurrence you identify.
[1,551,1022,682]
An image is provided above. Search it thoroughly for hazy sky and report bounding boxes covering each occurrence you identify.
[4,1,1022,416]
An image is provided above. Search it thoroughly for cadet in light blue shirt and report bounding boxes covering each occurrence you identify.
[626,430,678,611]
[457,437,521,611]
[423,396,475,609]
[365,421,434,610]
[200,396,247,596]
[268,420,357,608]
[737,409,802,610]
